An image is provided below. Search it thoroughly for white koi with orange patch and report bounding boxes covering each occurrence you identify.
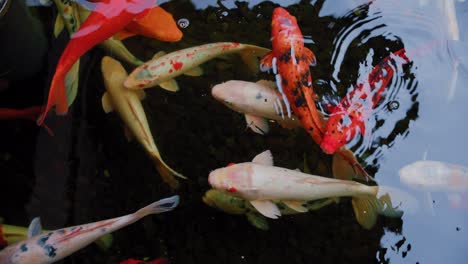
[124,42,270,91]
[0,196,179,264]
[208,150,403,229]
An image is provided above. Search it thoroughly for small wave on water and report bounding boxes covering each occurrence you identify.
[319,0,468,169]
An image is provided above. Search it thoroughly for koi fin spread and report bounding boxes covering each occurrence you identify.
[250,200,281,219]
[135,195,180,218]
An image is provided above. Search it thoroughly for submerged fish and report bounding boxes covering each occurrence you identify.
[203,189,337,230]
[399,160,468,192]
[211,80,301,134]
[320,48,410,154]
[120,258,168,264]
[0,196,179,264]
[37,0,155,125]
[208,150,403,229]
[124,42,270,91]
[0,107,53,136]
[101,56,185,188]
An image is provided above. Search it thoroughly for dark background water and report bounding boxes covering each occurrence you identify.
[1,0,467,263]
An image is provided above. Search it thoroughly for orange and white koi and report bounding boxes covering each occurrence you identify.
[320,48,410,154]
[0,196,179,264]
[260,7,324,144]
[208,150,402,229]
[37,0,156,125]
[124,42,270,91]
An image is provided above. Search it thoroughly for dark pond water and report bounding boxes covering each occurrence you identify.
[1,0,467,263]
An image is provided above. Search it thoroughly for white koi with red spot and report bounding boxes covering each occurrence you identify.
[0,196,179,264]
[124,42,270,91]
[208,150,403,229]
[101,57,185,188]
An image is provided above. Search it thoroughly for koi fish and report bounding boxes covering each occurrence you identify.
[0,222,112,251]
[101,56,185,188]
[0,195,179,264]
[203,189,337,231]
[124,42,270,91]
[37,0,156,125]
[0,107,53,136]
[399,160,468,192]
[320,48,410,154]
[260,7,324,145]
[115,6,182,42]
[211,80,301,134]
[208,150,403,229]
[120,258,168,264]
[211,80,369,181]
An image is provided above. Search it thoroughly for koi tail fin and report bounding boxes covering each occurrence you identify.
[37,73,69,125]
[135,195,180,218]
[149,151,186,189]
[351,186,404,229]
[240,45,271,74]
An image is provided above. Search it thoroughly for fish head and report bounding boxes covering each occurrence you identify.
[399,161,457,191]
[211,81,251,113]
[271,7,303,53]
[208,163,258,200]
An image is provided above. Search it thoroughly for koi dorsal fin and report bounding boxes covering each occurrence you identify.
[27,217,42,238]
[252,150,274,166]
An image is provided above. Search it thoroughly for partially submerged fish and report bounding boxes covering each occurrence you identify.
[0,196,179,264]
[37,0,155,125]
[208,150,403,229]
[124,42,270,91]
[0,107,53,136]
[0,222,112,251]
[120,258,168,264]
[101,56,185,188]
[400,160,468,192]
[203,189,337,230]
[115,6,183,42]
[211,80,301,134]
[320,48,410,154]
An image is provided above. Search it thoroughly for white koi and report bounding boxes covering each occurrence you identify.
[101,56,185,188]
[124,42,270,91]
[400,160,468,192]
[0,196,179,264]
[208,150,403,229]
[211,80,301,135]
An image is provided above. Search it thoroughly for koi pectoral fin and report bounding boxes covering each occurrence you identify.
[304,47,317,66]
[250,200,281,219]
[245,114,269,135]
[282,201,308,213]
[159,79,179,92]
[27,217,42,238]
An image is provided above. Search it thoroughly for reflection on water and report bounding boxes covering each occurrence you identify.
[1,0,468,263]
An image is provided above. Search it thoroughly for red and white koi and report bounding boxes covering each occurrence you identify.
[320,48,410,154]
[208,150,403,229]
[124,42,270,91]
[0,195,179,264]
